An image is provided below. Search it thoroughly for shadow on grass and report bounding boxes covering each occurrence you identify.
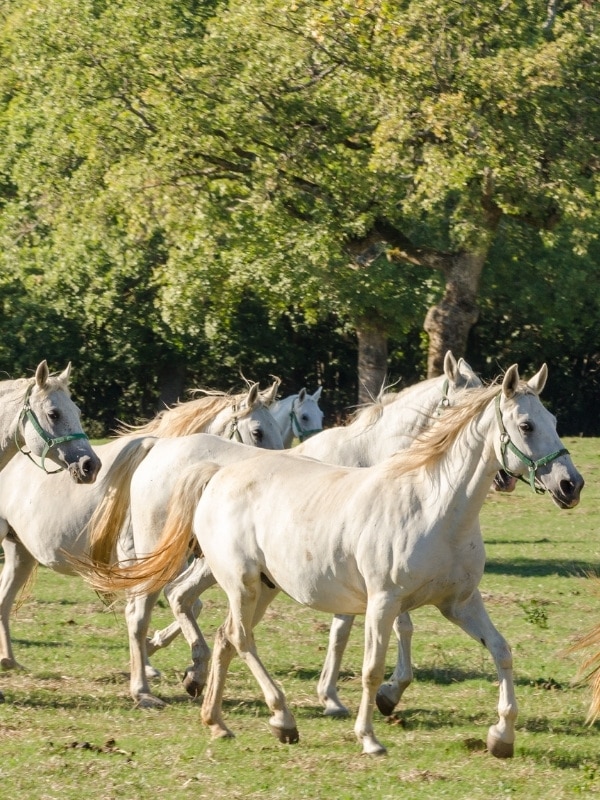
[284,664,569,690]
[485,557,600,578]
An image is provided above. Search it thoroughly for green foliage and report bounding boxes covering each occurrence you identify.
[0,0,598,431]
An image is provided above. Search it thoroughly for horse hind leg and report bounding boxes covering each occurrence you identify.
[439,590,517,758]
[162,557,217,698]
[202,578,298,743]
[125,591,167,709]
[375,612,414,716]
[0,535,37,671]
[317,613,354,717]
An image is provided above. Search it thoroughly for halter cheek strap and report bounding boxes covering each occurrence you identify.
[226,405,244,443]
[435,378,450,417]
[17,383,89,474]
[494,394,569,494]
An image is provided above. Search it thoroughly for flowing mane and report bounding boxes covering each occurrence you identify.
[116,391,251,438]
[386,381,507,476]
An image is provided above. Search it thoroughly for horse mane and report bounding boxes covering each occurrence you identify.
[345,390,399,431]
[386,380,512,477]
[115,390,250,438]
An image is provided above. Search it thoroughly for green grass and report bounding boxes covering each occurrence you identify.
[1,437,599,799]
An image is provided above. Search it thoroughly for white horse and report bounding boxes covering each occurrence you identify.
[293,353,483,717]
[0,360,101,482]
[0,381,283,696]
[270,387,324,447]
[74,354,478,706]
[85,364,583,757]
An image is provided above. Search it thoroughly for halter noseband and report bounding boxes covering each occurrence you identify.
[494,393,569,494]
[290,400,321,442]
[17,383,89,474]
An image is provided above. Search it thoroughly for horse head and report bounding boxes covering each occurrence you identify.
[493,364,583,509]
[19,361,102,483]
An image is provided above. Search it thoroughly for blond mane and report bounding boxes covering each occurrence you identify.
[116,390,252,438]
[385,380,510,477]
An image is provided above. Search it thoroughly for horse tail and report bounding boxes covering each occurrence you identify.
[79,461,221,597]
[565,611,600,723]
[87,436,157,566]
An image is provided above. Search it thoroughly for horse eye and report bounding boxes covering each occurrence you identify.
[519,421,533,434]
[47,409,60,422]
[254,429,264,442]
[301,415,309,422]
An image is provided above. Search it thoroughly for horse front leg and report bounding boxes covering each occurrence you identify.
[439,589,517,758]
[317,614,354,717]
[0,536,37,671]
[162,558,217,698]
[355,593,398,755]
[375,612,414,716]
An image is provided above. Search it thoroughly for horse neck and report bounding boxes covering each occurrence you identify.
[347,376,447,465]
[268,396,294,447]
[393,396,499,530]
[0,378,30,466]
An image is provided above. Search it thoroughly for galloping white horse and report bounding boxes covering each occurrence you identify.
[85,365,583,757]
[75,354,478,706]
[270,387,323,446]
[0,360,101,482]
[0,382,283,698]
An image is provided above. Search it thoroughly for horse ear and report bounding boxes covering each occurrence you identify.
[526,364,548,396]
[246,382,260,408]
[502,364,520,399]
[35,360,50,388]
[261,378,280,406]
[58,362,72,384]
[312,385,323,401]
[298,388,306,402]
[456,358,480,388]
[443,351,458,383]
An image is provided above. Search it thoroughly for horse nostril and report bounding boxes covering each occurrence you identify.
[560,478,582,500]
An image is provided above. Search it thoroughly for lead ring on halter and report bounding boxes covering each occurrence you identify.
[16,383,89,474]
[494,393,569,494]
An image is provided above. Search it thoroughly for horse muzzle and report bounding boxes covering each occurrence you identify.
[548,475,584,510]
[67,452,103,484]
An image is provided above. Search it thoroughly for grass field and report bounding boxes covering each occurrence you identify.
[0,437,599,799]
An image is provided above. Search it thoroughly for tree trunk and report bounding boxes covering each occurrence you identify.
[157,359,186,410]
[424,250,487,377]
[356,321,388,405]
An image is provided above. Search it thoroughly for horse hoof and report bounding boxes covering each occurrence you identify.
[208,724,235,740]
[322,703,350,718]
[182,671,204,699]
[1,657,24,671]
[375,690,396,717]
[269,724,300,744]
[135,693,167,710]
[486,732,514,759]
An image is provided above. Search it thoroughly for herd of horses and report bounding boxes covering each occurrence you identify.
[0,356,594,758]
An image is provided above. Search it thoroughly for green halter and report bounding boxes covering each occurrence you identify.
[494,393,569,494]
[16,383,89,474]
[290,405,321,442]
